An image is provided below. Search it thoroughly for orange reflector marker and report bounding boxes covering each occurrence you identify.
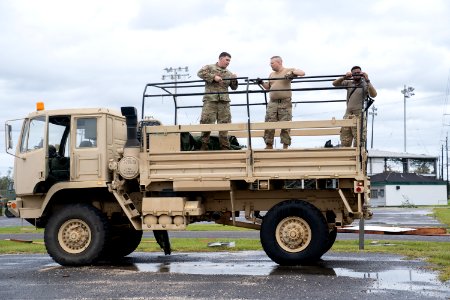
[11,202,17,209]
[36,102,45,111]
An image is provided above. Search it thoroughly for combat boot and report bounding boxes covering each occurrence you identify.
[200,143,209,151]
[283,144,289,149]
[265,143,273,149]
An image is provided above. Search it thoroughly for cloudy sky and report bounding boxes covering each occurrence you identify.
[0,0,449,176]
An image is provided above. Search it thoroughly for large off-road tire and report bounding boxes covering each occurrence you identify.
[260,200,329,265]
[322,227,338,255]
[4,208,15,218]
[102,227,143,260]
[44,204,110,266]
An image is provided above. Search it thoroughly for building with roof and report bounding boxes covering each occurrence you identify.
[367,150,447,206]
[370,172,447,206]
[368,149,437,177]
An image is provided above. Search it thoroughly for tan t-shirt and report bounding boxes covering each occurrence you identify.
[268,68,295,100]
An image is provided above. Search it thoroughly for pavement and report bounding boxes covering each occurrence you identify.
[0,207,449,299]
[1,251,449,299]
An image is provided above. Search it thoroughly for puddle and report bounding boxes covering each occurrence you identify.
[41,252,450,297]
[334,267,448,296]
[131,260,450,297]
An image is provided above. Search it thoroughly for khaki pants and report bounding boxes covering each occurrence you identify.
[340,114,366,147]
[263,98,292,145]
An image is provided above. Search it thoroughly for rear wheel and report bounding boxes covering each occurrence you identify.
[260,200,329,265]
[103,227,143,259]
[44,204,109,266]
[322,227,338,255]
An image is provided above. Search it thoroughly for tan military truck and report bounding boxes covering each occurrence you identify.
[5,76,372,266]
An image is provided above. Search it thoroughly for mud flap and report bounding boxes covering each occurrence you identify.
[153,230,171,255]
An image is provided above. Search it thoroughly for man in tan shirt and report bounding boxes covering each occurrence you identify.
[333,66,377,147]
[260,56,305,149]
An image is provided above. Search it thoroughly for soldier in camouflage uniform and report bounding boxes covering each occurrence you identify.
[333,66,377,147]
[197,52,238,150]
[259,56,305,149]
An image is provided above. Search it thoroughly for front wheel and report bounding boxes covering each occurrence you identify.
[260,200,329,265]
[44,204,109,266]
[4,208,15,218]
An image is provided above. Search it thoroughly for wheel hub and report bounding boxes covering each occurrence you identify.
[276,216,311,253]
[58,219,91,254]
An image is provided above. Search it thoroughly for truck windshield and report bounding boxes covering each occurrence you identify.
[20,116,45,153]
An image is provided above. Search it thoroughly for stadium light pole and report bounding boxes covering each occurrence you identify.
[401,85,415,153]
[162,66,190,96]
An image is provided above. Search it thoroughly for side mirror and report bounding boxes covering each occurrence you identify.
[6,124,13,150]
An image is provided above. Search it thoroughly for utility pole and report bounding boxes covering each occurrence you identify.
[162,66,190,96]
[445,132,449,199]
[368,105,377,149]
[447,134,448,183]
[401,85,415,153]
[442,144,444,180]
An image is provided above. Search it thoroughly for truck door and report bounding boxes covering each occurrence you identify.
[14,116,47,195]
[71,116,103,181]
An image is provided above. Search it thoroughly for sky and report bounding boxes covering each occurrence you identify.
[0,0,449,177]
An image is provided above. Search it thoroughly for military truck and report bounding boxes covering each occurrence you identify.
[5,75,372,266]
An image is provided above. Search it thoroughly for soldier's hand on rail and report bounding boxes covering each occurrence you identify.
[362,72,369,81]
[344,71,352,79]
[284,72,295,80]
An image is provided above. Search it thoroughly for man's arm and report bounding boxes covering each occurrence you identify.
[229,73,238,90]
[293,68,305,77]
[332,71,352,87]
[197,65,215,83]
[362,72,377,97]
[284,68,305,79]
[367,82,377,97]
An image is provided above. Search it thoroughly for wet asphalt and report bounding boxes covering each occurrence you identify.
[0,207,449,299]
[0,251,449,299]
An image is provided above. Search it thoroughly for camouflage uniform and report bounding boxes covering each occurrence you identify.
[333,77,377,147]
[198,63,238,150]
[263,98,292,145]
[263,68,296,146]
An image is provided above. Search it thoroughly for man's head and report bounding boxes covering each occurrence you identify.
[218,52,232,68]
[351,66,362,81]
[270,56,283,71]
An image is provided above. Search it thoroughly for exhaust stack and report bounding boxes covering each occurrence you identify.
[121,106,140,148]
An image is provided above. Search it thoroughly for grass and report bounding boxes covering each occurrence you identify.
[0,226,44,234]
[136,238,261,252]
[432,207,450,233]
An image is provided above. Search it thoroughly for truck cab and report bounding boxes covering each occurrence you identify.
[6,105,126,220]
